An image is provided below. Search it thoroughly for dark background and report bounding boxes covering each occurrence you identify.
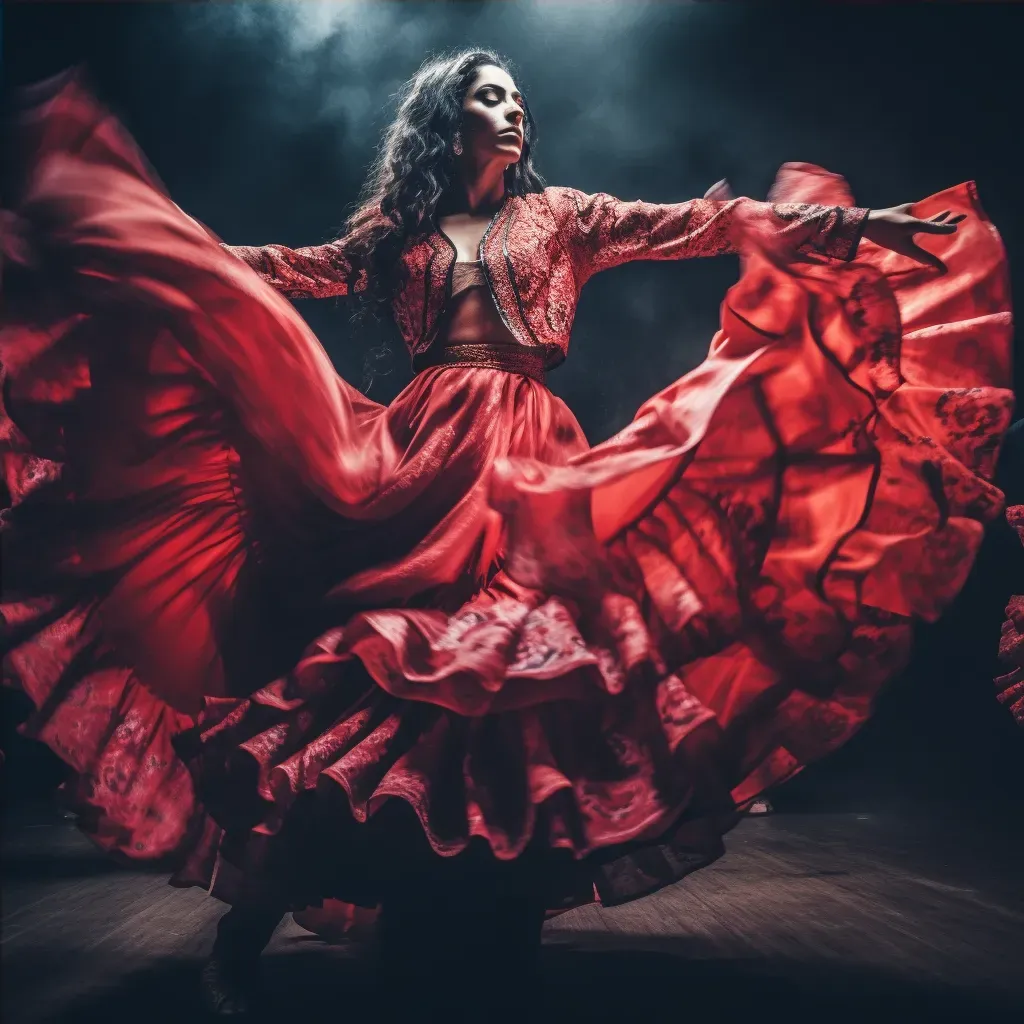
[2,1,1022,817]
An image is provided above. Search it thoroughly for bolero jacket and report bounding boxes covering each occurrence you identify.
[226,187,869,370]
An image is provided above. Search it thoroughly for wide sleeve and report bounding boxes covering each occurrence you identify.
[544,186,869,287]
[222,240,366,299]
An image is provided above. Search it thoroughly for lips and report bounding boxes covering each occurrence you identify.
[498,130,522,142]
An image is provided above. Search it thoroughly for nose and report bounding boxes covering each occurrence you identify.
[506,106,523,128]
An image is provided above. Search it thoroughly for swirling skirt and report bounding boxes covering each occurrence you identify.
[1,78,1014,909]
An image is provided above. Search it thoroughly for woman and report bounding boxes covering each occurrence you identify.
[1,50,1013,1015]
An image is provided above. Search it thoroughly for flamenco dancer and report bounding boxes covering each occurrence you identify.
[1,50,1014,1017]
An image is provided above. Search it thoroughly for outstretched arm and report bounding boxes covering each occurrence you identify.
[545,186,869,287]
[222,240,366,299]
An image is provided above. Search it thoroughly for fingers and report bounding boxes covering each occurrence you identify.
[916,210,963,234]
[928,211,965,225]
[905,241,947,272]
[890,208,966,233]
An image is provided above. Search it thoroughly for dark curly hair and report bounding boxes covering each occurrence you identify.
[344,49,545,318]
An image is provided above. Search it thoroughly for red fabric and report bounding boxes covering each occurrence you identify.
[292,900,378,942]
[996,505,1024,726]
[1,80,1014,902]
[226,175,868,370]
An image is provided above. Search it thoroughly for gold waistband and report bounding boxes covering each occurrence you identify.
[413,342,547,385]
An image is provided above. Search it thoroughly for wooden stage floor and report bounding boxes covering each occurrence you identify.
[3,803,1021,1022]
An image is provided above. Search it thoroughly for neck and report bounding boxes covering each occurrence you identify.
[449,157,508,214]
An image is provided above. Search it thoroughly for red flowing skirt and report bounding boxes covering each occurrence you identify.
[1,79,1015,908]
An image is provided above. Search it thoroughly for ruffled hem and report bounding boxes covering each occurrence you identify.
[1,593,201,860]
[2,78,1015,907]
[490,178,1014,807]
[0,347,204,858]
[180,642,725,861]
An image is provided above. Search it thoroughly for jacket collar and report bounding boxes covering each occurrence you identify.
[431,193,511,262]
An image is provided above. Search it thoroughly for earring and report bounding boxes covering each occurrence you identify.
[452,132,463,156]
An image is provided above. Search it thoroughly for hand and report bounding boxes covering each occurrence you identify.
[862,205,965,271]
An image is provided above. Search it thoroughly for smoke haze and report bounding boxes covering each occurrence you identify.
[6,1,1022,434]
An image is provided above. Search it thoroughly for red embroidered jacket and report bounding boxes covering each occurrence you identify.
[226,188,868,369]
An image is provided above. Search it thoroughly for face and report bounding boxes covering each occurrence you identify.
[459,64,525,165]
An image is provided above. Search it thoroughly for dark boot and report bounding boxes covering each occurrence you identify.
[200,902,284,1017]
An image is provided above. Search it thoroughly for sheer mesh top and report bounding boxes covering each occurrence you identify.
[451,260,489,298]
[439,261,520,347]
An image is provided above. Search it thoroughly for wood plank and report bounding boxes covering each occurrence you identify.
[3,805,1021,1022]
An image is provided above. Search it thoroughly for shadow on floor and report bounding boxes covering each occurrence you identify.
[7,935,1018,1024]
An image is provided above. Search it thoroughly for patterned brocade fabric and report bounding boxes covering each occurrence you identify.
[223,241,365,299]
[996,505,1024,726]
[545,189,869,284]
[224,186,869,364]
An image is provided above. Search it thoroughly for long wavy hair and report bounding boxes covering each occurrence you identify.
[344,49,545,319]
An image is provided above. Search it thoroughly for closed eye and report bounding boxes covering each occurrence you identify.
[476,86,525,110]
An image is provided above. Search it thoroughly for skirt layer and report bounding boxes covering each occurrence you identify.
[1,78,1014,906]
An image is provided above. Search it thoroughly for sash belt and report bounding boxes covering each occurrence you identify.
[414,342,547,385]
